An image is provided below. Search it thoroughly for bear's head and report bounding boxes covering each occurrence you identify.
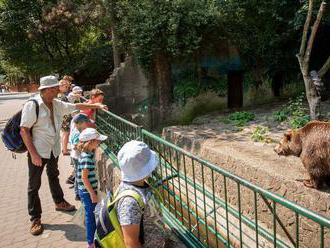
[274,130,302,157]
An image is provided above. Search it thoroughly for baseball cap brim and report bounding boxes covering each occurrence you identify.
[38,83,60,90]
[72,114,91,123]
[97,134,108,141]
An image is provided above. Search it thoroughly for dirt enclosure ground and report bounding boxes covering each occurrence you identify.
[165,99,330,195]
[163,98,330,247]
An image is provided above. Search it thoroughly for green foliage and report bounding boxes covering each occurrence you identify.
[0,0,112,79]
[227,111,255,127]
[220,1,300,77]
[109,0,302,79]
[289,115,310,129]
[273,108,290,122]
[108,0,222,69]
[273,93,310,129]
[251,126,272,143]
[286,94,306,116]
[173,80,200,105]
[173,77,227,105]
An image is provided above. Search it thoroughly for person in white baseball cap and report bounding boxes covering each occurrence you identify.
[114,140,159,247]
[76,128,107,247]
[68,86,83,103]
[79,127,107,142]
[72,86,83,93]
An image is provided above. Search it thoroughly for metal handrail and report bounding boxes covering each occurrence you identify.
[142,129,330,228]
[95,109,330,248]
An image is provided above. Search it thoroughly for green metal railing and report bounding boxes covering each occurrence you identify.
[96,110,330,248]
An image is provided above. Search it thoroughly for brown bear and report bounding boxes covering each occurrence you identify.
[274,121,330,189]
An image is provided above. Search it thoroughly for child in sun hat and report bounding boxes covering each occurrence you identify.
[68,113,93,200]
[68,86,83,103]
[115,140,159,247]
[76,128,107,248]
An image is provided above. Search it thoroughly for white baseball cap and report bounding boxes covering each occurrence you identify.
[118,140,159,182]
[79,128,108,142]
[72,86,83,93]
[38,75,60,90]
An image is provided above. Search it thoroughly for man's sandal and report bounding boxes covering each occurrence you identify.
[30,219,44,236]
[62,151,70,156]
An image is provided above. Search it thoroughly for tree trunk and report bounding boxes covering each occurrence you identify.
[107,0,121,68]
[112,27,121,68]
[227,70,243,109]
[304,75,321,120]
[153,53,172,123]
[297,1,327,120]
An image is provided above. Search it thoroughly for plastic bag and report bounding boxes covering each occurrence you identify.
[71,205,85,228]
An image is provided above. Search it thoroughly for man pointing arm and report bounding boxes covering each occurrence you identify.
[20,75,106,236]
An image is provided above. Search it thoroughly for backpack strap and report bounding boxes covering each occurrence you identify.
[109,189,145,210]
[28,99,39,123]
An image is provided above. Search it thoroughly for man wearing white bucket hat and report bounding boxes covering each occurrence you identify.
[115,140,159,247]
[20,75,107,236]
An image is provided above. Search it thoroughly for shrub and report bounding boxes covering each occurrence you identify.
[173,80,200,105]
[251,126,272,143]
[272,108,290,122]
[227,111,255,127]
[272,93,310,129]
[289,115,310,129]
[170,91,226,125]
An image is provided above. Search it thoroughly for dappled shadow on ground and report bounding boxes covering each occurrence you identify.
[43,223,85,242]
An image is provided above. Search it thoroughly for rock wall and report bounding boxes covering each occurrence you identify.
[96,57,151,128]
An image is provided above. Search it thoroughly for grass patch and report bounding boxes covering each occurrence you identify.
[226,111,255,127]
[244,77,274,107]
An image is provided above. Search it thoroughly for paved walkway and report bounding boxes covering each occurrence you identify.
[0,95,85,248]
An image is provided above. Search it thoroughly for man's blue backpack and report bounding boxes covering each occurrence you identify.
[1,99,39,153]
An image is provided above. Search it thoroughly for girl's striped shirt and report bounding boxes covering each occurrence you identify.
[77,152,98,192]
